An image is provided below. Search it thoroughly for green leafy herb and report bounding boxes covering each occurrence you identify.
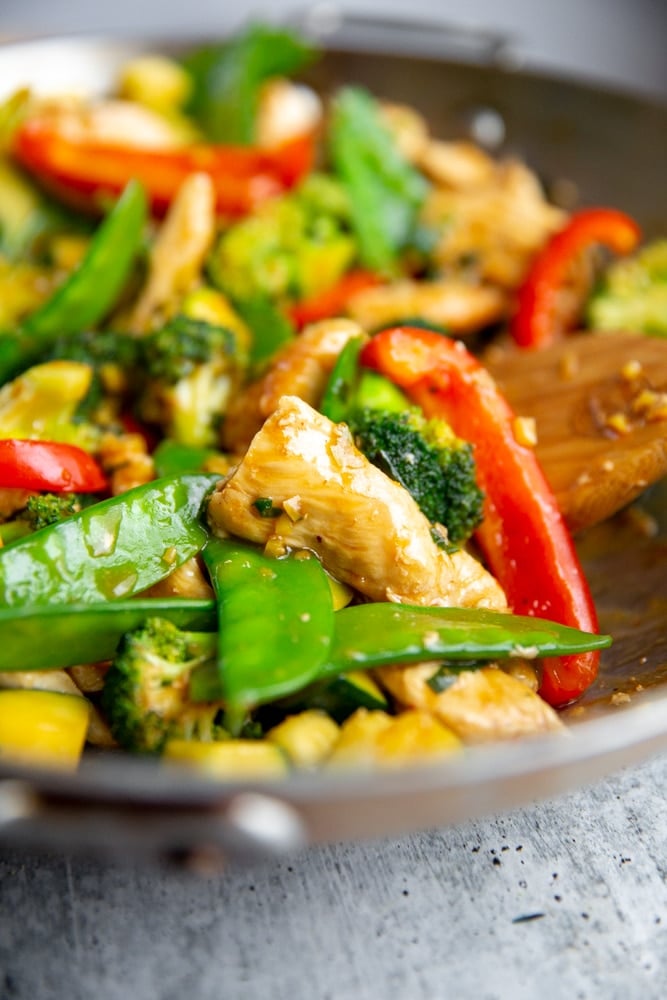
[183,24,317,144]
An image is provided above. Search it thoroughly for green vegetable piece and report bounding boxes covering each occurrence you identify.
[0,360,99,449]
[0,598,215,672]
[0,158,52,259]
[0,473,218,607]
[286,671,389,724]
[319,335,365,423]
[20,492,84,531]
[152,440,218,478]
[586,239,667,337]
[352,407,485,547]
[329,87,429,273]
[320,339,409,424]
[252,497,281,518]
[234,296,295,367]
[102,617,223,754]
[139,314,241,448]
[321,604,612,677]
[22,179,146,340]
[201,538,334,724]
[183,24,317,144]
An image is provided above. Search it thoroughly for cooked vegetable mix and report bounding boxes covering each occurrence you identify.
[0,22,663,775]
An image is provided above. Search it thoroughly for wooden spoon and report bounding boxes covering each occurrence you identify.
[485,332,667,533]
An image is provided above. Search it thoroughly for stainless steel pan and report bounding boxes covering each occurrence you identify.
[0,30,665,865]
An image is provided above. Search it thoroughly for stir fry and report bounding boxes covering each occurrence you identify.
[0,23,663,777]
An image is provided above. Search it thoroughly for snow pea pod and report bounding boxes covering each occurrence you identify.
[152,440,217,478]
[201,538,334,725]
[23,179,147,340]
[0,180,147,386]
[0,597,216,672]
[320,603,612,677]
[0,473,218,607]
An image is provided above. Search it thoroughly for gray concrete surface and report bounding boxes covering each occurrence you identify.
[2,750,667,999]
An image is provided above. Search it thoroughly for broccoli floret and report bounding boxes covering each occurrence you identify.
[351,406,485,548]
[141,315,234,382]
[20,492,84,531]
[101,617,225,754]
[586,239,667,337]
[138,315,241,447]
[207,185,356,305]
[44,329,142,420]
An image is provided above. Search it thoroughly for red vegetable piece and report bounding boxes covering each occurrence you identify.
[511,207,641,349]
[13,116,315,216]
[0,440,107,493]
[361,326,601,706]
[290,270,381,329]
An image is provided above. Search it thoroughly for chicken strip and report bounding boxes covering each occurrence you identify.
[378,663,563,742]
[222,318,366,453]
[423,161,565,290]
[209,395,506,610]
[346,279,507,335]
[127,172,216,333]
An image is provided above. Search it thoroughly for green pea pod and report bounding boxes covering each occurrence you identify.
[0,473,218,607]
[320,335,409,424]
[319,334,364,423]
[321,603,612,677]
[23,179,146,340]
[152,440,218,478]
[201,538,334,723]
[0,598,215,672]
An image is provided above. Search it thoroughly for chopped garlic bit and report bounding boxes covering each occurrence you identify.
[510,644,540,660]
[558,350,579,380]
[513,416,538,448]
[605,412,632,436]
[283,495,304,522]
[621,359,643,381]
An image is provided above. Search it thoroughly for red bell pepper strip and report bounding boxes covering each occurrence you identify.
[361,326,600,706]
[0,440,107,493]
[511,207,641,349]
[13,116,315,217]
[289,269,381,329]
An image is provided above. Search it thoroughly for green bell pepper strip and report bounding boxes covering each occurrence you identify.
[320,604,611,678]
[0,473,218,607]
[23,179,146,338]
[0,597,215,672]
[200,538,334,726]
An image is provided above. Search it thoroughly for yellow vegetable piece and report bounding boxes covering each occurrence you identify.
[49,234,91,271]
[328,708,462,768]
[327,709,393,766]
[0,360,95,445]
[267,710,339,768]
[0,690,89,769]
[182,286,252,357]
[343,670,387,707]
[325,572,354,611]
[163,739,288,779]
[118,55,192,112]
[375,710,462,764]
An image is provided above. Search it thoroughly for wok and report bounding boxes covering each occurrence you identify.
[0,26,665,865]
